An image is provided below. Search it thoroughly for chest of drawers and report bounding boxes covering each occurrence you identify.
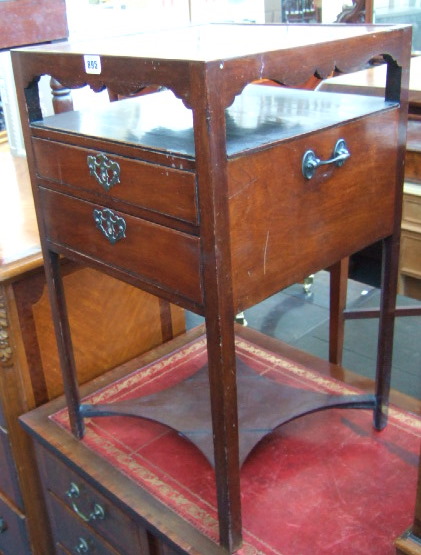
[12,23,412,552]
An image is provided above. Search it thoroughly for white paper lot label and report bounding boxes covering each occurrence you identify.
[84,55,101,74]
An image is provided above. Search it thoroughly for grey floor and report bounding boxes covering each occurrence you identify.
[186,270,421,401]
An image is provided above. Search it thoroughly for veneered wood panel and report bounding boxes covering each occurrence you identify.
[32,138,198,225]
[229,108,400,311]
[32,267,185,400]
[39,188,202,305]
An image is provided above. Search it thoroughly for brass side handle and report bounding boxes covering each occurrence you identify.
[87,153,120,191]
[302,138,350,180]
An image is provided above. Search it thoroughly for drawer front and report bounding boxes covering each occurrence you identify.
[405,120,421,184]
[33,139,198,225]
[402,190,421,227]
[0,429,22,507]
[41,449,150,555]
[39,187,202,305]
[0,495,30,555]
[46,495,120,555]
[404,149,421,184]
[228,108,400,309]
[56,545,73,555]
[400,230,421,278]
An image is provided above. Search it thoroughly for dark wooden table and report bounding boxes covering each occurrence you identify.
[12,23,412,552]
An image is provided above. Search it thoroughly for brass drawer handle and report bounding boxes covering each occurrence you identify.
[75,537,91,553]
[0,517,7,533]
[66,481,106,522]
[302,138,350,180]
[87,153,120,191]
[93,208,126,245]
[71,501,105,523]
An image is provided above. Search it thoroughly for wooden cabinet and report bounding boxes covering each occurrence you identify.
[38,445,157,554]
[0,153,184,554]
[12,22,411,552]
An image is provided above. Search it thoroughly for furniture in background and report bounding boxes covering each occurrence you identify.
[0,0,67,51]
[317,56,421,353]
[12,23,411,552]
[0,151,184,554]
[19,325,226,555]
[19,321,421,555]
[0,3,68,552]
[0,0,70,155]
[281,0,317,22]
[395,445,421,554]
[336,0,369,23]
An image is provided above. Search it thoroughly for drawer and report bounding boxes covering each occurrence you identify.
[0,428,22,508]
[228,107,400,309]
[56,545,73,555]
[32,138,198,225]
[405,120,421,184]
[402,188,421,227]
[400,230,421,278]
[47,493,121,555]
[41,449,150,555]
[398,274,421,301]
[0,494,30,555]
[39,187,202,305]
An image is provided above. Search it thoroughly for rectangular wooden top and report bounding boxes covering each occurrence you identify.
[15,23,409,62]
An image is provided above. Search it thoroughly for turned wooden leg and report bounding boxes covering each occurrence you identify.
[50,78,74,114]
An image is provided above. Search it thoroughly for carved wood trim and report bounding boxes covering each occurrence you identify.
[0,286,13,367]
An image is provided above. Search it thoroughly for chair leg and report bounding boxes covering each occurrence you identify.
[328,257,350,366]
